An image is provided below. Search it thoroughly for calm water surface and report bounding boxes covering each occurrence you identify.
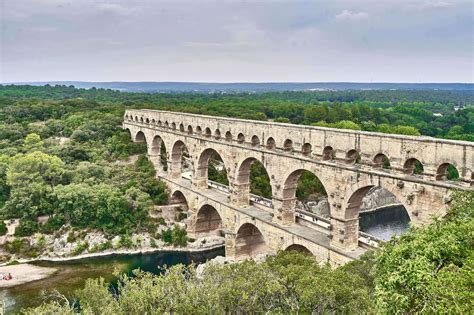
[359,205,411,241]
[0,247,224,313]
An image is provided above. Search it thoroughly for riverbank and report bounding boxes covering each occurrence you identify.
[0,264,57,288]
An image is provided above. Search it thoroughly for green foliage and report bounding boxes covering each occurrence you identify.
[171,225,188,246]
[295,170,326,201]
[71,241,89,256]
[119,234,134,248]
[14,218,39,236]
[0,220,7,235]
[249,162,272,198]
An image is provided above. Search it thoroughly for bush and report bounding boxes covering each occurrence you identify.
[119,234,133,248]
[171,226,188,247]
[14,218,39,237]
[0,221,7,236]
[39,214,65,234]
[71,241,89,256]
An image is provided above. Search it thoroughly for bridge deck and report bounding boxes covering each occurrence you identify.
[160,174,366,260]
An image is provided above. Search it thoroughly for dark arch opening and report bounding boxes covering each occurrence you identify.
[171,122,176,130]
[197,149,229,187]
[151,119,156,125]
[225,131,232,141]
[169,190,189,212]
[322,146,334,161]
[164,121,169,128]
[145,118,150,124]
[237,133,245,144]
[235,223,267,259]
[134,116,139,122]
[266,137,276,150]
[404,158,424,175]
[283,139,293,152]
[150,135,168,172]
[214,129,221,140]
[134,131,146,143]
[348,185,411,241]
[251,135,260,147]
[158,120,162,127]
[179,123,185,132]
[204,127,212,138]
[196,126,202,134]
[285,244,312,256]
[195,204,223,236]
[284,169,328,217]
[187,125,193,134]
[373,153,391,169]
[302,143,312,157]
[346,149,361,165]
[436,163,459,181]
[140,117,144,123]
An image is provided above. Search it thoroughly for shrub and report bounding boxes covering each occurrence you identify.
[119,234,133,248]
[0,221,7,236]
[14,218,39,237]
[72,241,89,256]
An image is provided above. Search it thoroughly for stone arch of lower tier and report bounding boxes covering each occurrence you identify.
[194,204,223,236]
[234,222,268,259]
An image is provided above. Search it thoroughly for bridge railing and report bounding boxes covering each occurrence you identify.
[358,231,384,248]
[295,209,331,229]
[208,180,230,193]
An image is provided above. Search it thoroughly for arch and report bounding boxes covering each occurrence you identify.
[124,128,132,139]
[151,119,156,125]
[436,163,459,181]
[179,123,185,132]
[150,135,163,155]
[171,122,177,130]
[225,131,232,141]
[145,118,150,124]
[373,153,391,169]
[150,135,168,171]
[234,223,267,259]
[140,117,144,123]
[169,190,189,211]
[196,126,202,134]
[134,131,146,143]
[283,139,293,152]
[251,135,260,147]
[134,116,138,122]
[196,148,229,187]
[170,140,190,178]
[187,125,193,134]
[158,120,162,127]
[194,204,223,235]
[125,114,129,120]
[285,244,312,256]
[346,149,361,165]
[266,137,276,150]
[214,129,221,140]
[404,158,424,175]
[301,143,312,157]
[164,121,169,128]
[322,146,334,161]
[237,133,245,144]
[204,127,212,138]
[235,156,272,203]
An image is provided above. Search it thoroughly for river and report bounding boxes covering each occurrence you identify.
[359,205,411,241]
[0,247,225,313]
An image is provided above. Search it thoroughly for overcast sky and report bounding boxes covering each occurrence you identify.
[1,0,473,83]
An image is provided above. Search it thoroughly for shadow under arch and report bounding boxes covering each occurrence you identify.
[169,190,189,211]
[234,223,268,259]
[149,135,167,172]
[194,204,223,236]
[285,244,313,256]
[134,130,146,143]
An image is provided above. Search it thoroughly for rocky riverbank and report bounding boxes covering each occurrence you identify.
[0,264,57,288]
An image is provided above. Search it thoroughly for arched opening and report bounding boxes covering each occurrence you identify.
[187,125,193,134]
[237,133,245,144]
[285,244,312,256]
[251,135,260,147]
[170,140,192,179]
[196,126,202,134]
[404,158,424,175]
[347,185,411,241]
[283,139,293,152]
[214,129,221,140]
[145,118,150,124]
[346,149,361,165]
[158,120,162,127]
[283,169,328,218]
[140,117,144,123]
[151,119,156,125]
[197,149,229,188]
[179,123,185,132]
[169,190,189,212]
[236,157,272,205]
[134,131,146,143]
[373,153,391,169]
[171,122,176,130]
[150,135,168,172]
[302,143,312,157]
[204,127,212,138]
[322,146,334,161]
[235,223,267,259]
[195,204,223,236]
[164,121,169,128]
[225,131,232,141]
[134,116,138,122]
[266,137,276,150]
[436,163,459,181]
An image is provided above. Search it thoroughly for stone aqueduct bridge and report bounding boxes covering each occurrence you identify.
[123,109,474,264]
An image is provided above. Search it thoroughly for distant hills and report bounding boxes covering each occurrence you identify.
[4,81,473,93]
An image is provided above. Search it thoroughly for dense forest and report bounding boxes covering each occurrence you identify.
[0,85,472,313]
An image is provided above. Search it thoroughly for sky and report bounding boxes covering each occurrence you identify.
[1,0,473,83]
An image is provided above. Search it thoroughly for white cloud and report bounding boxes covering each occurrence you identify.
[419,1,452,9]
[97,3,132,16]
[335,10,370,22]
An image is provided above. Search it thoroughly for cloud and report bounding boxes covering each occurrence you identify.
[335,10,370,22]
[97,3,132,16]
[419,1,452,9]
